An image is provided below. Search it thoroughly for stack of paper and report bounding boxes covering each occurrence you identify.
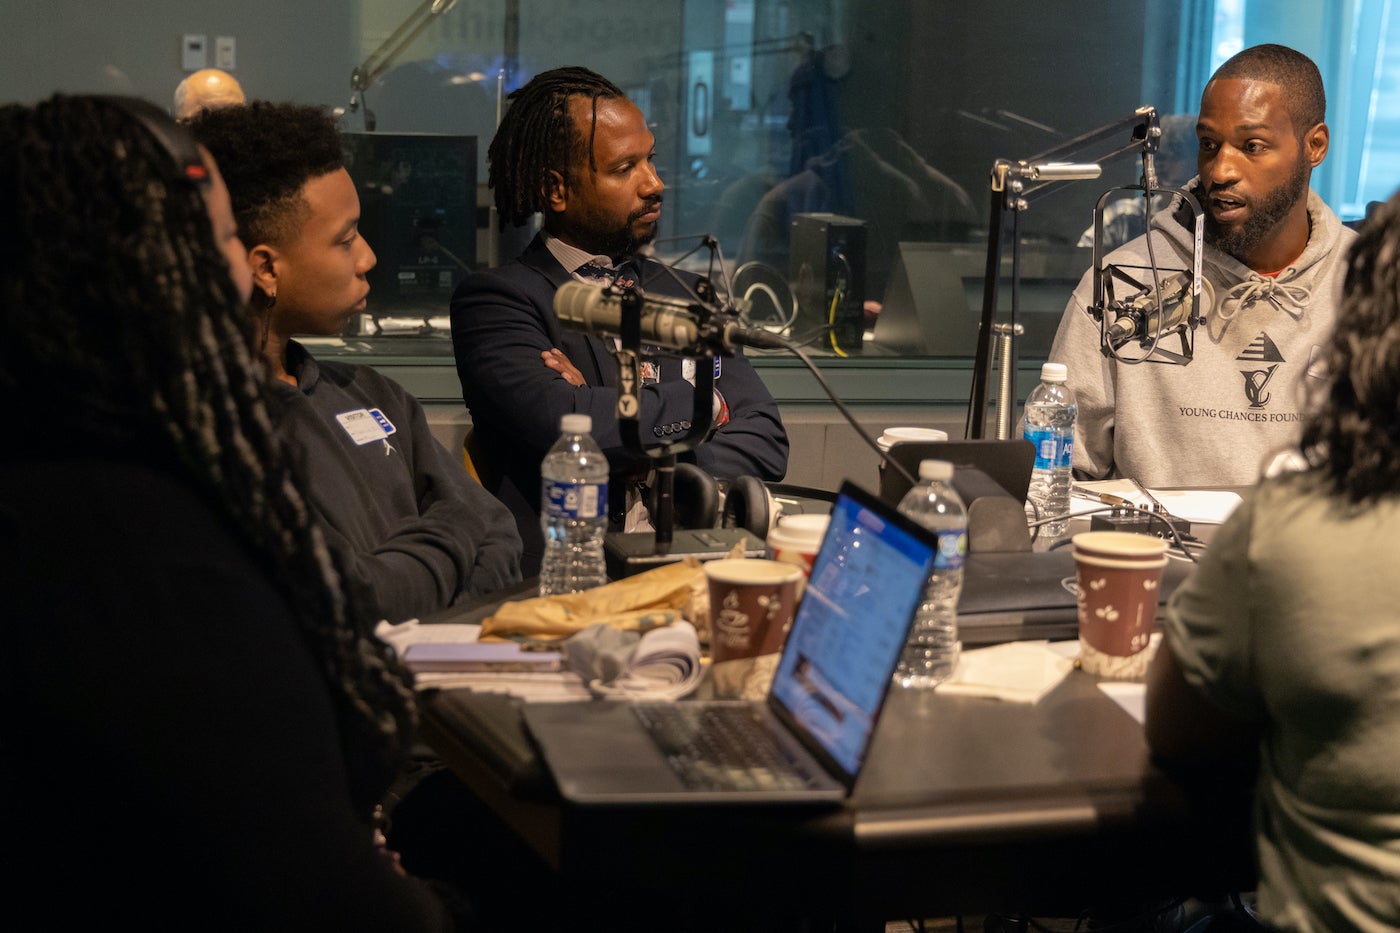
[375,619,592,701]
[586,621,704,701]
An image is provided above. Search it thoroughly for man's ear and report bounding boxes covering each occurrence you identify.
[248,243,279,297]
[545,169,569,215]
[1304,122,1329,169]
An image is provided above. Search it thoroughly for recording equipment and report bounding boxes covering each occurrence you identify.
[553,281,789,353]
[1026,162,1102,181]
[559,236,919,572]
[1103,267,1214,350]
[1090,509,1192,541]
[790,212,866,351]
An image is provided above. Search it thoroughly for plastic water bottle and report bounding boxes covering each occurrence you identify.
[895,459,967,688]
[539,413,609,596]
[1023,362,1077,537]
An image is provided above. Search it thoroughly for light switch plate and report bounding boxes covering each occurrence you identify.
[181,34,208,71]
[215,36,235,70]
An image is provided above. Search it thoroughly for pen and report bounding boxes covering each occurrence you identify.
[1071,485,1131,507]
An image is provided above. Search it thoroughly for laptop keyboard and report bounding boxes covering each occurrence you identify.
[631,703,817,792]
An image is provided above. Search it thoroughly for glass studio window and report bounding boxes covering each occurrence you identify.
[343,0,1397,369]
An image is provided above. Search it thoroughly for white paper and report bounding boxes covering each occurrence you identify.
[1097,682,1148,724]
[937,640,1075,704]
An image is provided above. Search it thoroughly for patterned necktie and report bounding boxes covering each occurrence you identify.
[574,260,616,284]
[576,259,638,290]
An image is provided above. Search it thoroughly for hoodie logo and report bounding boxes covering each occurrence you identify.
[1238,332,1284,409]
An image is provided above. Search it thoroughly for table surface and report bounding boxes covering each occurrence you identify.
[415,510,1254,929]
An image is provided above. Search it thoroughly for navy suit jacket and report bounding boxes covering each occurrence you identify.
[450,234,789,572]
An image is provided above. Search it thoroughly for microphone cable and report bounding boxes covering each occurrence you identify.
[1035,502,1201,562]
[751,329,917,490]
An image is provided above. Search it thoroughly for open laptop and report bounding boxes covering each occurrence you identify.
[521,481,939,805]
[878,439,1037,508]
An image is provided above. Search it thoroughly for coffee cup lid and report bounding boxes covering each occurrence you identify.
[878,426,949,447]
[777,514,830,534]
[1071,530,1168,559]
[703,558,803,584]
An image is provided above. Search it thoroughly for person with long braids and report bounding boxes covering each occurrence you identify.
[1146,192,1400,930]
[190,102,521,624]
[0,96,452,929]
[449,66,788,574]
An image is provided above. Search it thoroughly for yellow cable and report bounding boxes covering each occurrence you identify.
[827,284,849,358]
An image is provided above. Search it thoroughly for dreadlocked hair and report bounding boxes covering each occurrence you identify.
[488,66,625,229]
[0,96,416,811]
[1298,190,1400,504]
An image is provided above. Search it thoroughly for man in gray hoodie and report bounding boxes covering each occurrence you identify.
[1050,44,1355,486]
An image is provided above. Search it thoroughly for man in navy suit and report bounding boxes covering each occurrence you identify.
[451,66,789,573]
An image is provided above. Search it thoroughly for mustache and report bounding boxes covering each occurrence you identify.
[630,196,663,220]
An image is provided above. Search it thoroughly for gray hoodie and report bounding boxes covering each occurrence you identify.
[1049,182,1356,485]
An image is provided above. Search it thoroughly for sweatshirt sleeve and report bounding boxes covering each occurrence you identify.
[334,388,523,624]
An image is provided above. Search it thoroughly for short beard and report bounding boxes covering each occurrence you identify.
[1203,156,1310,264]
[596,215,658,260]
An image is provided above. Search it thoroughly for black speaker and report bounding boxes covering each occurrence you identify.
[790,212,866,352]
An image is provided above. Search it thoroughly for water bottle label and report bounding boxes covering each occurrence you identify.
[544,480,607,519]
[1025,427,1073,470]
[934,530,966,571]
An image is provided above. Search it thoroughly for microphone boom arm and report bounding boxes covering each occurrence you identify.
[969,106,1162,439]
[610,286,717,556]
[346,0,459,126]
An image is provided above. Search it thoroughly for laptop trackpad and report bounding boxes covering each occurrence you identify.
[523,702,686,800]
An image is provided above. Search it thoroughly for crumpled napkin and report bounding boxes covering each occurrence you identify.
[937,640,1075,704]
[565,621,704,701]
[480,559,705,641]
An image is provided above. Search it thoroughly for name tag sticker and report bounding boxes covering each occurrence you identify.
[336,408,397,445]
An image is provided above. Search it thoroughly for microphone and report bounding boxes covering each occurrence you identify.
[1105,270,1214,350]
[554,280,789,352]
[1027,161,1102,181]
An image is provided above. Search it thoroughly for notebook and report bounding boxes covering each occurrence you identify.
[521,481,939,804]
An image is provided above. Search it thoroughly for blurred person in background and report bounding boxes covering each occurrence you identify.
[173,66,245,120]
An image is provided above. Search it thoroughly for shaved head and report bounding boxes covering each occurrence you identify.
[173,69,245,122]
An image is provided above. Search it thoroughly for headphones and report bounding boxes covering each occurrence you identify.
[720,475,775,538]
[659,465,775,539]
[98,96,210,191]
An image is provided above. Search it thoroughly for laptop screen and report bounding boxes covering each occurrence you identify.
[768,483,937,782]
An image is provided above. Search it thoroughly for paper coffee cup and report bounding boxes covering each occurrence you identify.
[766,514,829,580]
[877,426,949,452]
[1072,532,1168,680]
[704,559,803,664]
[1071,530,1168,563]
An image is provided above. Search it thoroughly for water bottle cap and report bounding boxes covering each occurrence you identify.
[560,413,592,434]
[918,459,954,482]
[1040,362,1068,383]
